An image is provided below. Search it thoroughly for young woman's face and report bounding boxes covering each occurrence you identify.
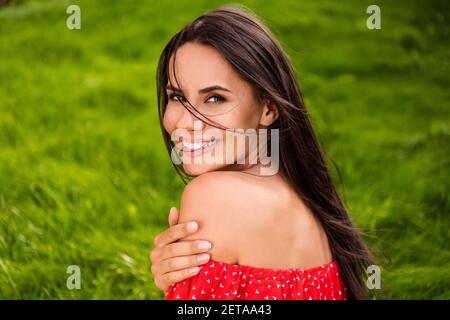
[163,42,266,176]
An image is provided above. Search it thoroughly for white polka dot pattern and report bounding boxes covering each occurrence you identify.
[165,259,347,300]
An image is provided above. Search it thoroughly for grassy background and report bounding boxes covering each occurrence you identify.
[0,0,448,299]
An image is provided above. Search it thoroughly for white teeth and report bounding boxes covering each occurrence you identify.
[182,140,216,151]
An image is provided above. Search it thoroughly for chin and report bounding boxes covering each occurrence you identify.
[183,164,225,177]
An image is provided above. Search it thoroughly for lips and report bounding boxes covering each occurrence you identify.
[181,139,217,152]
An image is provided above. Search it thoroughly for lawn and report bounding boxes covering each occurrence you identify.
[0,0,448,299]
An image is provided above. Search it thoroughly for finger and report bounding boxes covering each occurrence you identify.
[168,207,179,226]
[160,254,209,275]
[160,267,202,290]
[154,221,198,248]
[158,240,212,261]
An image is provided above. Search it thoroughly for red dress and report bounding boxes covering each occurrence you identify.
[165,259,347,300]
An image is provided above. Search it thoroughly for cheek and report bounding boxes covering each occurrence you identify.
[163,106,177,134]
[222,101,261,130]
[242,105,262,128]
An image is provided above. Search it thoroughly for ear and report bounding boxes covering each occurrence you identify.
[259,98,279,127]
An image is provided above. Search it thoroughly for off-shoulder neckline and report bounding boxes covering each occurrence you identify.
[202,259,338,274]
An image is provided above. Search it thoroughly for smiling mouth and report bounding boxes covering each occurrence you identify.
[181,139,217,152]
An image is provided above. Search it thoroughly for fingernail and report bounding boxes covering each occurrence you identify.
[197,253,210,262]
[198,241,211,250]
[189,267,200,274]
[187,222,198,232]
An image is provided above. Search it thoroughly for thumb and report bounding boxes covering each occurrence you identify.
[168,207,179,226]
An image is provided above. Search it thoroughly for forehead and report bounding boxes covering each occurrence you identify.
[167,42,242,91]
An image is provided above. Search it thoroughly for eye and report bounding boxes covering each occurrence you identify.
[168,93,185,102]
[206,95,225,104]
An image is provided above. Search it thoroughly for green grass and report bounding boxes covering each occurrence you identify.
[0,0,449,299]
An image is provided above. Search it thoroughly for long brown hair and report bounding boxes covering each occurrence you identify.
[156,5,375,299]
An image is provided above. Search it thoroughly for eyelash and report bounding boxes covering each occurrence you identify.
[168,94,225,104]
[168,94,185,103]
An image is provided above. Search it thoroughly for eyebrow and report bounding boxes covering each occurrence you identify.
[165,84,231,94]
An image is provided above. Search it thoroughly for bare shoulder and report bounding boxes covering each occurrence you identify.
[179,171,279,224]
[180,171,272,212]
[177,171,275,263]
[177,170,332,269]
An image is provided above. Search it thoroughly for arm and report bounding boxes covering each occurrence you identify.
[149,207,212,293]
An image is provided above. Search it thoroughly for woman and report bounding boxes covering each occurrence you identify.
[150,5,374,300]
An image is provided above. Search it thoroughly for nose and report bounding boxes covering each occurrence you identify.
[176,105,205,133]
